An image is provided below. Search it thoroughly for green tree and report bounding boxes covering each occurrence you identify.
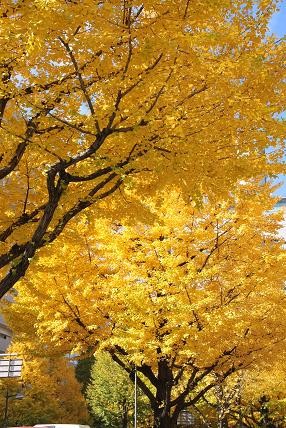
[75,355,95,395]
[87,352,152,428]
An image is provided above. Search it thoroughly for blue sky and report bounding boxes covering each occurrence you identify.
[268,1,286,196]
[269,0,286,37]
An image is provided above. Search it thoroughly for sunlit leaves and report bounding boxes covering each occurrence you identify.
[3,183,286,420]
[0,0,285,296]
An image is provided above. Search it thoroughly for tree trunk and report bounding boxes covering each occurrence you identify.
[218,417,229,428]
[152,358,177,428]
[154,409,177,428]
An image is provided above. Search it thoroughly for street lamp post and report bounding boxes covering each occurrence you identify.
[134,366,137,428]
[0,354,23,428]
[3,389,24,428]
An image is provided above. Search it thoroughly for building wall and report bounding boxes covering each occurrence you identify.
[0,316,12,353]
[275,197,286,240]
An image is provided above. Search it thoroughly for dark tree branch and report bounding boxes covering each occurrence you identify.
[123,33,133,77]
[145,59,175,114]
[0,109,55,180]
[43,172,124,245]
[0,205,45,243]
[0,98,9,127]
[176,84,208,108]
[186,364,240,407]
[0,140,28,180]
[0,242,27,269]
[46,113,97,136]
[137,363,159,389]
[59,37,100,133]
[110,352,157,409]
[0,164,67,297]
[22,49,103,96]
[183,0,191,19]
[23,161,31,214]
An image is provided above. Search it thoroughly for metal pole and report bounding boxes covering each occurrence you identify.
[134,366,137,428]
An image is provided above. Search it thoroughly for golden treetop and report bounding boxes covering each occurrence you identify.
[0,0,285,296]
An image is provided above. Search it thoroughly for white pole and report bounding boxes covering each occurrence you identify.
[134,366,137,428]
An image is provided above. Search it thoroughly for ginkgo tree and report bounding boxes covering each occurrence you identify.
[4,182,286,427]
[198,359,286,427]
[239,361,286,427]
[0,341,89,425]
[0,0,285,297]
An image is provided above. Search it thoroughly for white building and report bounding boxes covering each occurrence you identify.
[275,197,286,239]
[0,314,12,353]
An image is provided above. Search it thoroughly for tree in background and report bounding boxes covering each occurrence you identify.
[87,352,152,428]
[0,0,285,297]
[0,341,89,426]
[4,183,286,427]
[75,354,95,395]
[194,358,286,427]
[238,361,286,427]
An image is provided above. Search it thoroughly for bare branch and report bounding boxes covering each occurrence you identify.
[146,59,175,114]
[123,34,133,77]
[0,98,9,127]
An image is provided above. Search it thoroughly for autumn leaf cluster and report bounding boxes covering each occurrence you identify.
[0,0,285,296]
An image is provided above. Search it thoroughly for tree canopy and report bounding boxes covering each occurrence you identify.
[4,183,286,427]
[0,0,285,297]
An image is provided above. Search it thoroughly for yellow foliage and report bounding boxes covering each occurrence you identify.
[3,182,286,422]
[0,341,89,425]
[0,0,285,296]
